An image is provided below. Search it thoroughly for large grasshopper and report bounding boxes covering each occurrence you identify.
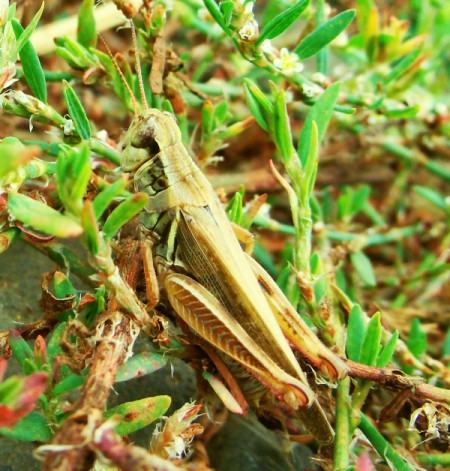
[121,107,348,443]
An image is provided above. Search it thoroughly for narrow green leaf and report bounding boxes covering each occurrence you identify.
[102,193,149,241]
[243,79,273,132]
[104,396,171,436]
[315,0,329,74]
[219,0,234,26]
[202,101,214,136]
[359,413,414,471]
[81,201,100,255]
[413,185,448,212]
[273,91,294,160]
[297,82,340,165]
[346,304,366,362]
[295,10,356,60]
[53,271,76,299]
[116,352,168,383]
[384,48,422,85]
[15,2,44,52]
[77,0,97,48]
[350,185,371,215]
[384,105,419,119]
[350,251,377,287]
[359,312,382,366]
[8,331,33,371]
[0,412,52,441]
[213,101,229,128]
[52,374,84,396]
[226,191,243,225]
[56,143,92,216]
[0,140,36,178]
[443,328,450,358]
[92,179,128,220]
[46,323,67,362]
[0,377,24,405]
[304,121,319,198]
[203,0,232,36]
[425,161,450,182]
[377,330,399,368]
[62,80,91,139]
[11,19,47,103]
[407,318,427,359]
[8,193,83,238]
[256,0,310,46]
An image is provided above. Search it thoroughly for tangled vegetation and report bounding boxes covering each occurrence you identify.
[0,0,449,469]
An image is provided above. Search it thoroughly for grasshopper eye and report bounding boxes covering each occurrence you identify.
[130,119,157,149]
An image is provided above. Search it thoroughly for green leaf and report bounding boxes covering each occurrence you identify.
[425,160,450,182]
[15,2,44,53]
[350,251,377,287]
[384,48,422,85]
[407,318,427,359]
[297,82,341,165]
[63,80,91,139]
[304,121,319,198]
[256,0,310,46]
[202,101,214,136]
[104,396,171,436]
[359,312,382,366]
[243,79,273,132]
[273,91,294,160]
[52,374,84,396]
[46,322,66,362]
[92,179,128,220]
[351,185,371,215]
[81,201,100,255]
[443,327,450,358]
[295,10,356,59]
[116,352,168,382]
[8,193,83,238]
[413,186,448,213]
[11,19,47,103]
[219,0,234,26]
[226,191,243,225]
[8,330,33,371]
[377,330,399,368]
[346,304,366,362]
[0,140,35,178]
[203,0,232,36]
[102,193,149,241]
[0,412,52,441]
[77,0,97,48]
[56,143,92,216]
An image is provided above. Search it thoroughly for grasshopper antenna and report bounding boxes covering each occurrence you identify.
[98,33,139,116]
[130,20,149,110]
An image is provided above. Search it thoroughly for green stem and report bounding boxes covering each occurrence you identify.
[417,453,450,466]
[359,413,413,471]
[350,380,373,430]
[89,139,121,166]
[333,376,351,470]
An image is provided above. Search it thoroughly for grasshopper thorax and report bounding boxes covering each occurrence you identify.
[121,108,182,171]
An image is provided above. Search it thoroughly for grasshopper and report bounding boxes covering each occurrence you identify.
[120,106,348,443]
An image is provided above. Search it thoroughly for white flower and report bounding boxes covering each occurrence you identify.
[435,103,448,116]
[301,83,322,98]
[261,39,276,57]
[312,72,327,85]
[273,48,304,76]
[238,19,258,41]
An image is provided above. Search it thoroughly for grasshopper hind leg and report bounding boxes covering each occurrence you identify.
[244,253,348,381]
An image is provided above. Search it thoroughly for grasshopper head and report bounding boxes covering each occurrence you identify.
[121,108,182,171]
